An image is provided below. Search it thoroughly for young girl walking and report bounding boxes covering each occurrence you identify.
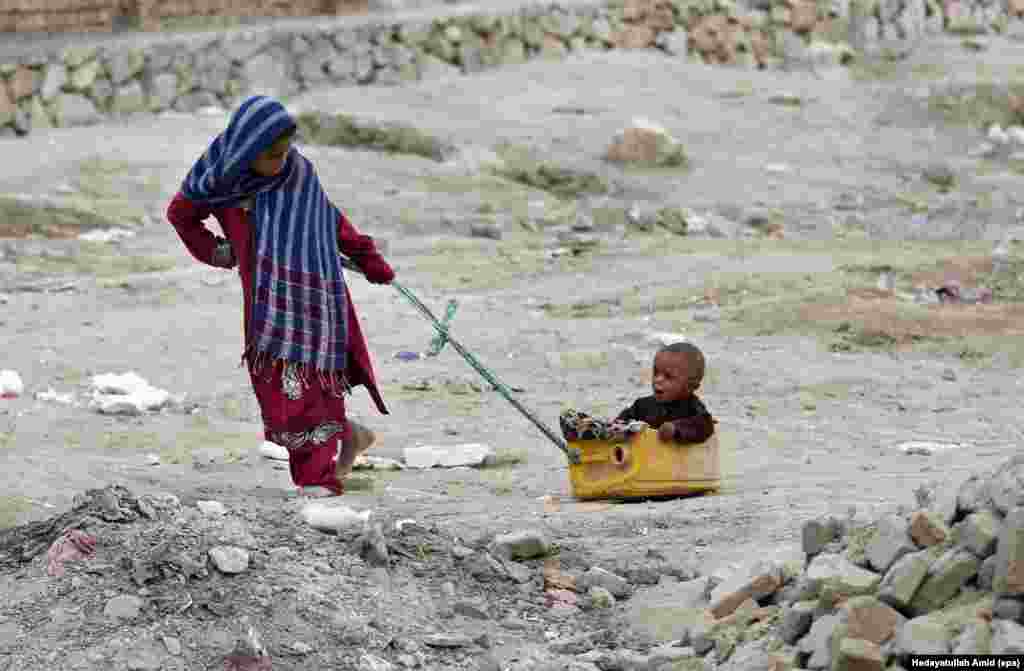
[166,95,394,498]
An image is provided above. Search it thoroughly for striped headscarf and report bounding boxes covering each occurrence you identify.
[181,95,349,375]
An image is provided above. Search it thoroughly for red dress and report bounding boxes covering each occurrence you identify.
[166,192,388,494]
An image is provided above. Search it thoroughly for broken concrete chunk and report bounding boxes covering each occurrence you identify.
[894,615,951,656]
[994,506,1024,597]
[839,595,906,645]
[867,515,917,573]
[578,566,632,599]
[958,510,1001,558]
[490,530,550,561]
[802,518,840,557]
[807,553,882,595]
[403,443,496,469]
[833,637,883,671]
[878,551,932,611]
[908,549,980,616]
[992,619,1024,655]
[780,601,816,645]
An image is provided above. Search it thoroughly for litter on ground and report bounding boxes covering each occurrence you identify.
[89,372,171,415]
[0,370,24,398]
[898,440,972,455]
[402,443,497,469]
[258,441,290,461]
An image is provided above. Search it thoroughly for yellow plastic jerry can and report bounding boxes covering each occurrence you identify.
[568,428,721,501]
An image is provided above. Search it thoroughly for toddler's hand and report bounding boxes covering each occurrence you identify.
[657,422,676,442]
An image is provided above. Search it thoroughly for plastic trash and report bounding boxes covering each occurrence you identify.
[300,501,373,534]
[46,529,97,577]
[0,370,24,398]
[394,351,421,361]
[403,443,497,469]
[258,441,289,461]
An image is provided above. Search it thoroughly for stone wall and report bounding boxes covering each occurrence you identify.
[0,0,1022,138]
[0,0,367,34]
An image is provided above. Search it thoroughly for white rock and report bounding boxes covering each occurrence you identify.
[0,370,24,397]
[208,545,249,574]
[78,228,136,243]
[988,124,1010,145]
[646,332,687,347]
[353,454,404,471]
[897,441,970,455]
[300,501,372,533]
[35,388,74,404]
[259,440,290,461]
[1007,126,1024,146]
[89,372,170,415]
[197,500,227,517]
[403,443,496,469]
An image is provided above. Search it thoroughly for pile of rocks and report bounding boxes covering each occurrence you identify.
[603,454,1024,671]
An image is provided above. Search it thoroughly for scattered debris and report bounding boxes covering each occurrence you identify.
[0,370,24,399]
[352,455,404,471]
[208,545,250,574]
[299,501,373,534]
[989,124,1011,145]
[394,350,422,361]
[491,530,550,560]
[77,227,136,243]
[897,441,972,455]
[45,529,96,577]
[935,282,993,304]
[403,443,497,469]
[34,388,75,404]
[258,441,289,461]
[196,500,227,517]
[89,372,171,415]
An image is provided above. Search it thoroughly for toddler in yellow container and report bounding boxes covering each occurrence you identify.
[559,342,716,444]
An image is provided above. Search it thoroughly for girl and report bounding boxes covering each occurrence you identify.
[166,95,394,498]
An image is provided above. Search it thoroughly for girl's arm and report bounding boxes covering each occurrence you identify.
[166,192,235,268]
[337,211,394,284]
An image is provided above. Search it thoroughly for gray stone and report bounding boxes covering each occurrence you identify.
[104,595,145,620]
[423,633,474,648]
[953,622,992,655]
[979,554,998,592]
[780,601,816,644]
[957,474,994,515]
[53,93,101,127]
[989,455,1024,515]
[208,545,249,574]
[69,60,102,92]
[162,636,182,656]
[798,613,841,669]
[106,48,145,85]
[803,518,841,557]
[452,601,490,620]
[578,566,632,598]
[353,49,376,83]
[992,619,1024,654]
[549,631,602,654]
[464,551,509,581]
[719,642,773,671]
[241,49,294,100]
[112,81,146,115]
[878,550,932,610]
[224,34,269,63]
[807,553,882,593]
[908,549,980,616]
[995,506,1024,596]
[40,65,67,99]
[867,515,917,573]
[655,29,688,57]
[174,91,221,113]
[894,615,950,656]
[11,103,29,135]
[960,510,1001,558]
[195,64,231,95]
[994,597,1024,622]
[490,530,549,560]
[621,582,711,646]
[147,73,177,111]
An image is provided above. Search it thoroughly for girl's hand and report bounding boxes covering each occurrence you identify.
[658,422,676,442]
[359,255,395,285]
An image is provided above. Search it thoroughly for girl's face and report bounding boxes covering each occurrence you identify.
[251,135,292,177]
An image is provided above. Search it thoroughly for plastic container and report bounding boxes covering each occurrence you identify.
[568,428,720,500]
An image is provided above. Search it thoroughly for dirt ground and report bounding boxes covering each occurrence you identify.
[2,29,1024,670]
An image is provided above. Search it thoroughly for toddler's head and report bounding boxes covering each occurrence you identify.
[651,342,705,403]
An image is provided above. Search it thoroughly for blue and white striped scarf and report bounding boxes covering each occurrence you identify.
[181,95,349,375]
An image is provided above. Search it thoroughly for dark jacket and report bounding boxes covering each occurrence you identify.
[616,394,715,443]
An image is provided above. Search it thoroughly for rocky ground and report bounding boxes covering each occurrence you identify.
[1,23,1024,671]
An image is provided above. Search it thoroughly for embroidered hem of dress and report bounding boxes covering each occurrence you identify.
[242,347,353,398]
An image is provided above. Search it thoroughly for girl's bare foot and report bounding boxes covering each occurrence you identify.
[336,421,376,480]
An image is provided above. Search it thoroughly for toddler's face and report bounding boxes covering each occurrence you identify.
[251,135,292,177]
[651,351,695,402]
